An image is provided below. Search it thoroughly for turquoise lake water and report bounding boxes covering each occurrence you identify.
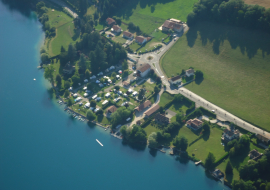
[0,2,230,190]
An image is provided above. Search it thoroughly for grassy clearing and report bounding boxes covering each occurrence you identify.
[115,0,198,34]
[129,42,141,52]
[158,91,174,107]
[86,5,96,15]
[139,39,163,53]
[112,34,127,44]
[144,123,162,136]
[151,29,169,41]
[161,21,270,131]
[50,22,79,56]
[168,102,188,114]
[187,126,226,162]
[216,142,265,183]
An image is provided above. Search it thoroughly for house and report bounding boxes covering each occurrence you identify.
[144,104,160,117]
[63,62,75,74]
[134,100,152,113]
[155,113,169,124]
[123,31,134,40]
[256,134,270,144]
[135,36,147,45]
[169,75,182,84]
[111,25,121,33]
[186,118,203,130]
[106,105,117,115]
[249,149,263,161]
[186,69,194,77]
[222,127,240,142]
[122,81,130,87]
[106,17,116,26]
[212,169,224,179]
[137,63,151,78]
[162,19,183,33]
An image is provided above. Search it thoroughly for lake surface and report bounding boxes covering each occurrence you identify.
[0,2,230,190]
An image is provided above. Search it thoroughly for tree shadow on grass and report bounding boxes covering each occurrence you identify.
[225,173,233,184]
[186,21,270,59]
[195,77,204,85]
[229,147,250,169]
[72,29,80,41]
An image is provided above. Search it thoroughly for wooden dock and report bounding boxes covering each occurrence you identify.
[195,160,202,166]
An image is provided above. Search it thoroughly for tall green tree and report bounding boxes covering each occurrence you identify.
[44,65,54,86]
[173,136,188,151]
[86,110,96,121]
[56,74,62,87]
[205,152,216,171]
[225,161,233,175]
[148,132,158,148]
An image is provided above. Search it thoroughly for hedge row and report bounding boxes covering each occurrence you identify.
[214,152,229,166]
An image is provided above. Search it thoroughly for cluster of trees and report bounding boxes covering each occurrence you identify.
[231,146,270,190]
[148,131,171,148]
[173,136,188,151]
[127,22,141,34]
[228,134,250,157]
[98,0,125,20]
[110,107,133,128]
[36,2,56,37]
[75,31,127,74]
[120,125,147,144]
[187,0,270,33]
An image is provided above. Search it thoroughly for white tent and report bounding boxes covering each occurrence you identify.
[102,100,108,105]
[84,93,88,97]
[84,103,90,108]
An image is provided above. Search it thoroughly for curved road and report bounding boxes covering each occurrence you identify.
[134,25,270,139]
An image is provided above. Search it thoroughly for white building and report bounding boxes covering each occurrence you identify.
[137,63,151,78]
[186,69,194,77]
[169,75,182,84]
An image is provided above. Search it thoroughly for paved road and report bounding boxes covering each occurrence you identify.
[50,0,78,18]
[136,25,270,138]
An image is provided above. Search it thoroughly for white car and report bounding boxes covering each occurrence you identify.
[211,110,215,113]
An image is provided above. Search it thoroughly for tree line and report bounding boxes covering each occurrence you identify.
[187,0,270,33]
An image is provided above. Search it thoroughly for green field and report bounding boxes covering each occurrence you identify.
[161,21,270,131]
[44,4,79,56]
[50,22,79,56]
[158,91,174,107]
[115,0,198,34]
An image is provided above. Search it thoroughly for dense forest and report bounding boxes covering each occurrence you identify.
[187,0,270,33]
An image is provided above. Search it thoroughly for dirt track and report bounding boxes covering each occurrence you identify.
[244,0,270,8]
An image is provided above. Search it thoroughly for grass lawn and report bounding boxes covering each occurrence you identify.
[134,79,156,97]
[143,123,162,136]
[115,0,198,34]
[71,103,88,116]
[86,5,96,15]
[129,42,141,52]
[96,115,111,125]
[187,126,227,162]
[112,34,127,44]
[50,22,79,56]
[158,91,174,107]
[139,39,163,53]
[161,21,270,131]
[151,29,169,41]
[168,102,188,114]
[216,142,265,184]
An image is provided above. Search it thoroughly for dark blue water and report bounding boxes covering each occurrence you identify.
[0,2,230,190]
